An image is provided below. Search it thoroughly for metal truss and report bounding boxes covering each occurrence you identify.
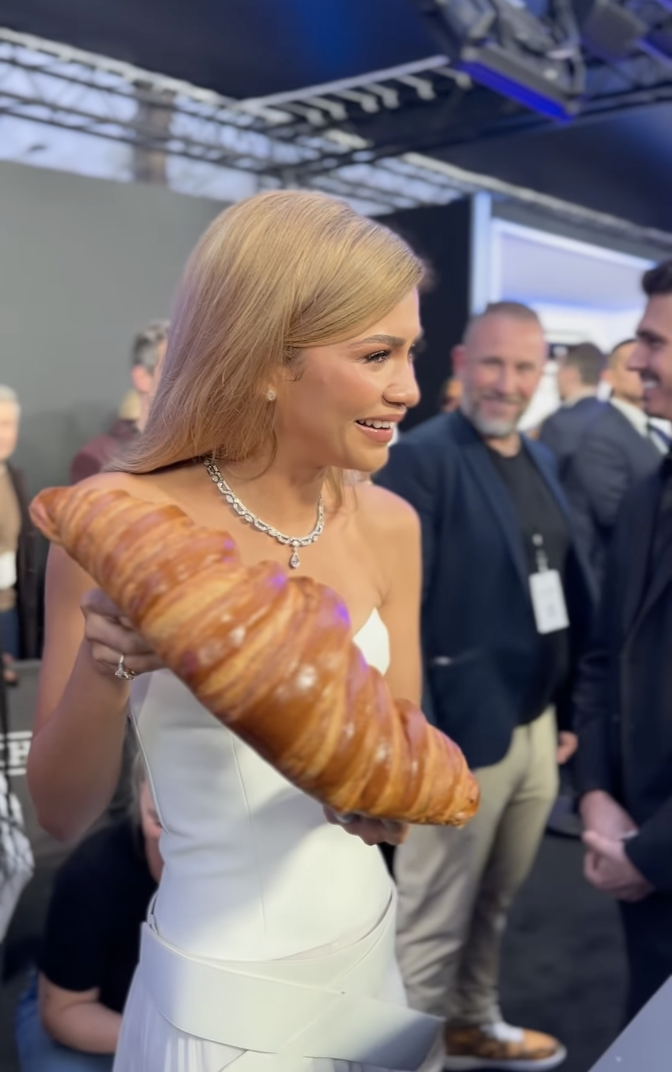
[239,48,672,172]
[1,25,672,248]
[0,29,472,212]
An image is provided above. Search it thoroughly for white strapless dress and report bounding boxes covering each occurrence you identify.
[114,610,438,1072]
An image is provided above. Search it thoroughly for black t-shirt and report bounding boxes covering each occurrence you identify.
[39,820,157,1013]
[488,445,571,724]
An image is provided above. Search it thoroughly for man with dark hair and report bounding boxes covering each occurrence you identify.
[577,258,672,1022]
[558,342,605,395]
[555,339,662,588]
[70,321,169,483]
[376,301,594,1070]
[539,343,604,476]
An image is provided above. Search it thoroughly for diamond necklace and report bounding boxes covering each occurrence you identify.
[204,458,325,570]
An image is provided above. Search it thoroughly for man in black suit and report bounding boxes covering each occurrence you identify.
[540,342,604,478]
[558,341,662,589]
[376,302,594,1071]
[577,259,672,1023]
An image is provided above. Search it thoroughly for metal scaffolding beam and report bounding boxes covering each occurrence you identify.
[1,26,671,249]
[0,29,491,209]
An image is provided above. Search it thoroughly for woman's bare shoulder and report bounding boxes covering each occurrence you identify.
[74,470,173,504]
[352,481,419,539]
[351,483,421,621]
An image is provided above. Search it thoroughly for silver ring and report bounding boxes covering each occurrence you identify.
[114,654,136,681]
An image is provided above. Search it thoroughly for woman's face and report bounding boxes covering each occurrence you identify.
[273,289,421,474]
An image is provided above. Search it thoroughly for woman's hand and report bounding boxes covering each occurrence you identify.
[81,589,165,679]
[323,807,409,846]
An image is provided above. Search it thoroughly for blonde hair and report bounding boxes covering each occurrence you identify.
[116,191,424,477]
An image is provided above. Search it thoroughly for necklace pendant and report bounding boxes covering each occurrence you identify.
[204,460,323,569]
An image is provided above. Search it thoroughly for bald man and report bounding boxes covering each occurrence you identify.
[376,302,594,1070]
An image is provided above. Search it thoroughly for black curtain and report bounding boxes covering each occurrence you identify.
[376,198,474,430]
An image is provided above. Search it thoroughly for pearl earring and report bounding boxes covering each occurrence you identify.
[266,389,276,402]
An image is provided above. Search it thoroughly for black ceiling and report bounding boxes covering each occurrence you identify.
[437,102,672,233]
[1,0,671,232]
[0,0,437,99]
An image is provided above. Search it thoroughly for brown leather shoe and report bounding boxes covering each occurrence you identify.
[444,1021,567,1070]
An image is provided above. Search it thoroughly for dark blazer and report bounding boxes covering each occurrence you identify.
[374,411,596,769]
[7,464,39,660]
[574,468,672,890]
[558,403,660,587]
[539,396,603,480]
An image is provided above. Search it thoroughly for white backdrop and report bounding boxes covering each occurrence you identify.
[484,218,654,430]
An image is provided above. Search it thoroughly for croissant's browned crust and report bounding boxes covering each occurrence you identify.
[30,484,479,826]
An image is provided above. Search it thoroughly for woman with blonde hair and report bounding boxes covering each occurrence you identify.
[27,191,435,1072]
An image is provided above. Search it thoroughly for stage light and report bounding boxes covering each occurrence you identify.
[572,0,648,61]
[411,0,586,118]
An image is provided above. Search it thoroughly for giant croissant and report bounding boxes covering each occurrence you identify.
[30,485,479,826]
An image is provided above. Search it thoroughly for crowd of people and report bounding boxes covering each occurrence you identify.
[1,190,671,1072]
[68,321,169,486]
[15,752,161,1072]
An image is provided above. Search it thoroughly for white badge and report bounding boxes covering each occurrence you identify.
[529,569,569,635]
[0,550,17,591]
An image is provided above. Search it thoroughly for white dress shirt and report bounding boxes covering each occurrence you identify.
[609,397,668,455]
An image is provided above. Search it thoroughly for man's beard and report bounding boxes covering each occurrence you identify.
[461,394,523,438]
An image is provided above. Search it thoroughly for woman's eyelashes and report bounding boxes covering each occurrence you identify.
[363,350,391,364]
[362,342,422,365]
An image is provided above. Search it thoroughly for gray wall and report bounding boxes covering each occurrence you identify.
[0,159,226,495]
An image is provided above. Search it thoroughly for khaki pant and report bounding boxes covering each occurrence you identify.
[395,709,559,1026]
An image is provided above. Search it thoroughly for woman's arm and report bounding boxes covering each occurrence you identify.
[28,475,164,841]
[27,545,130,840]
[38,974,121,1054]
[376,492,423,708]
[324,486,422,846]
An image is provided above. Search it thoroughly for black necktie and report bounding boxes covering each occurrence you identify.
[652,452,672,565]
